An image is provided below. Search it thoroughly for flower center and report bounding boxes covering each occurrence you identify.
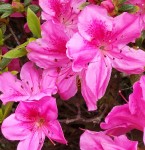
[35,118,45,128]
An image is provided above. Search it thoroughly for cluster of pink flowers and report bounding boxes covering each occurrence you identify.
[1,0,145,149]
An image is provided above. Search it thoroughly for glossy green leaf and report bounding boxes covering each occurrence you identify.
[27,7,41,38]
[3,47,27,58]
[29,4,40,13]
[1,102,14,122]
[0,4,12,13]
[0,58,12,70]
[119,4,137,12]
[24,0,31,6]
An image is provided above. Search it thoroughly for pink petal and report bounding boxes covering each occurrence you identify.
[45,120,67,144]
[27,21,69,69]
[113,12,142,45]
[80,130,137,150]
[80,130,107,149]
[66,33,97,72]
[40,69,57,95]
[81,53,112,111]
[140,75,145,100]
[129,81,143,114]
[113,135,138,150]
[78,5,113,41]
[39,97,58,121]
[15,97,58,122]
[20,62,41,96]
[17,132,45,150]
[111,46,145,74]
[57,67,78,100]
[0,72,28,104]
[100,104,143,135]
[1,114,30,140]
[39,0,63,18]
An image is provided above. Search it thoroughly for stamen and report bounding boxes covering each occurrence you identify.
[118,90,128,103]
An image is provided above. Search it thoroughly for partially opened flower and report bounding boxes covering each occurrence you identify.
[80,130,138,150]
[0,61,57,104]
[1,97,67,150]
[100,75,145,144]
[39,0,85,37]
[67,5,145,110]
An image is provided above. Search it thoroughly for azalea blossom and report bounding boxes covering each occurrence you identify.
[67,5,145,110]
[0,61,57,104]
[80,130,138,150]
[100,75,145,144]
[27,20,99,110]
[39,0,85,37]
[1,97,67,150]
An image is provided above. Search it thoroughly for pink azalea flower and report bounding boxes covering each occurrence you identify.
[100,75,145,144]
[27,20,99,110]
[80,130,138,150]
[1,97,67,150]
[0,61,57,104]
[39,0,85,37]
[67,5,145,110]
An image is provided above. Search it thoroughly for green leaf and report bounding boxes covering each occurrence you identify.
[0,109,3,123]
[0,29,4,46]
[3,41,28,58]
[79,2,89,10]
[0,4,12,13]
[0,4,13,18]
[24,0,31,6]
[2,102,14,122]
[119,4,137,12]
[118,0,127,5]
[1,11,12,18]
[29,4,40,13]
[1,24,6,34]
[27,7,41,38]
[3,47,27,58]
[0,29,3,40]
[0,58,12,70]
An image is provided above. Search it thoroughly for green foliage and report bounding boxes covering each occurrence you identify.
[28,4,40,13]
[0,4,13,18]
[27,7,41,38]
[119,4,139,13]
[24,0,32,6]
[3,41,28,59]
[0,58,12,70]
[0,29,4,46]
[79,2,90,10]
[136,31,145,48]
[3,48,27,58]
[0,102,14,124]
